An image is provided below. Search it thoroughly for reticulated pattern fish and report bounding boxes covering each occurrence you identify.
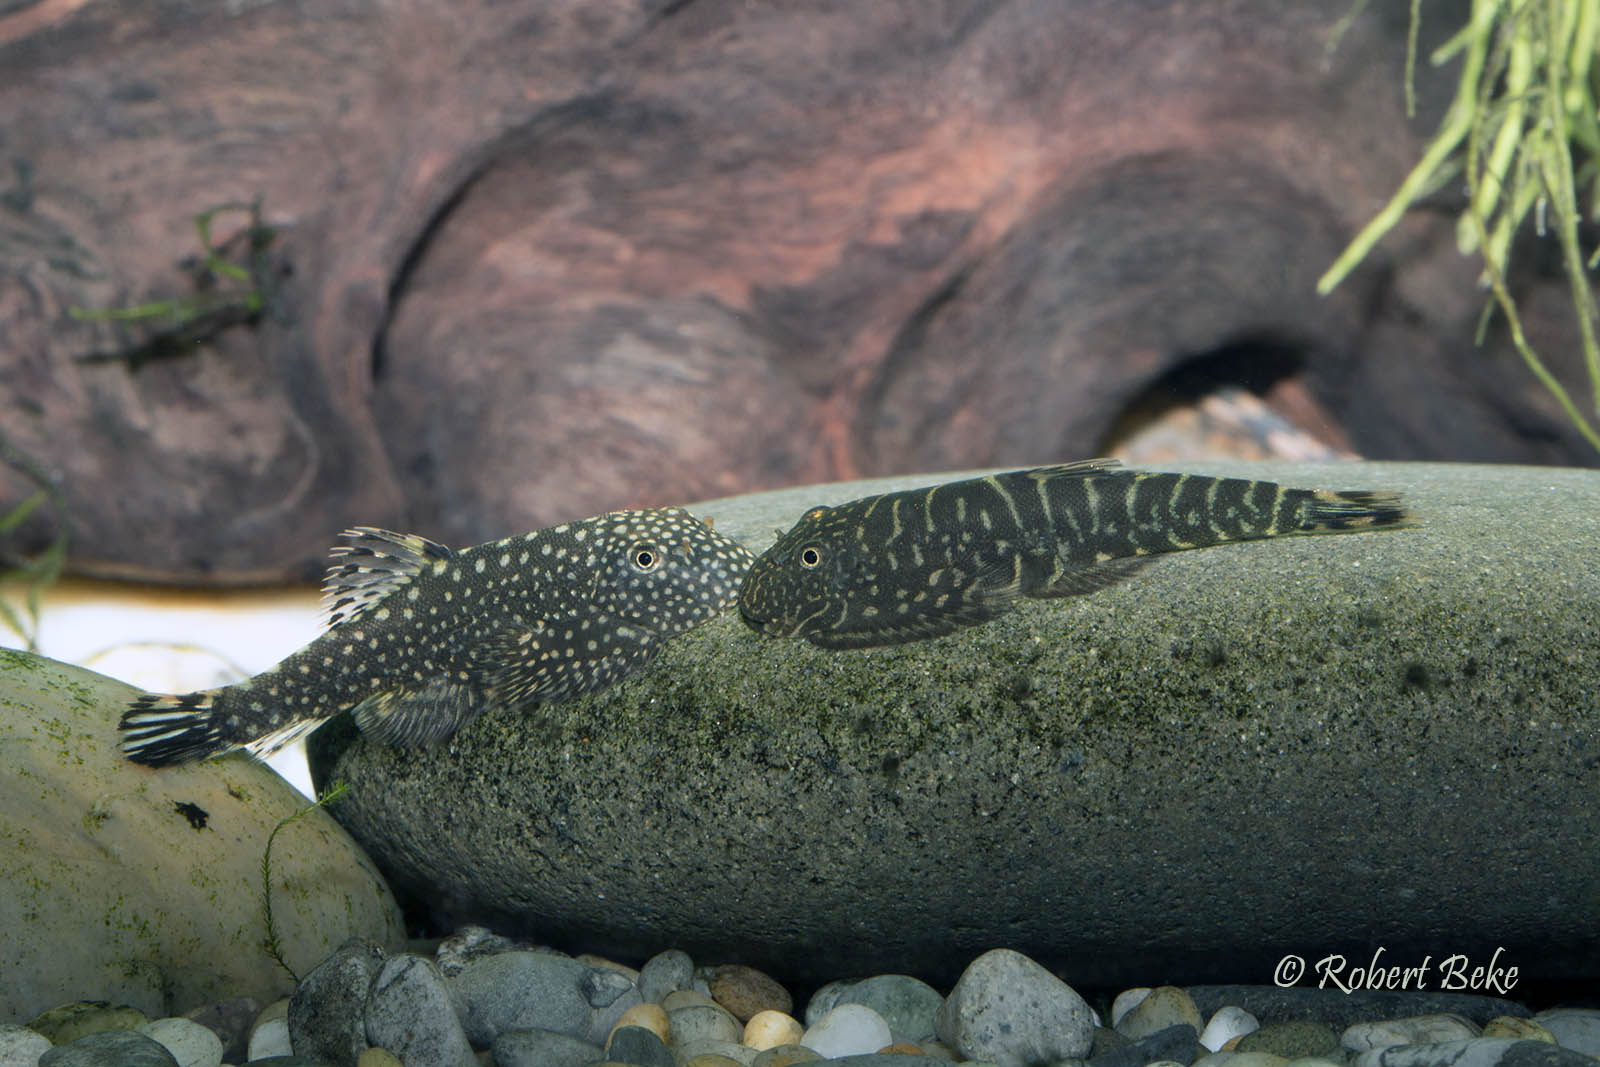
[738,460,1415,649]
[120,507,756,766]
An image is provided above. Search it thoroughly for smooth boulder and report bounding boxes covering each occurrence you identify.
[0,650,406,1022]
[310,461,1600,987]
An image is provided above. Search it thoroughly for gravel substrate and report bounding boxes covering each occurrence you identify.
[6,936,1598,1067]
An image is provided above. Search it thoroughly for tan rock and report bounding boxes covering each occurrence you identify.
[743,1009,804,1051]
[0,650,406,1021]
[710,963,793,1022]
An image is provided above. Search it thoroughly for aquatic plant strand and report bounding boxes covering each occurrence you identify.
[1319,0,1600,452]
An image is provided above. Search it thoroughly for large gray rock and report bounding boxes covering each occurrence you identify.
[0,650,407,1022]
[310,461,1600,986]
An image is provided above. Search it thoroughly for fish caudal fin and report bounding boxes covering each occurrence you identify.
[119,692,234,766]
[1299,490,1416,533]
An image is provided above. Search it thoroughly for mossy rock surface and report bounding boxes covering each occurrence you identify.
[310,461,1600,987]
[0,650,405,1023]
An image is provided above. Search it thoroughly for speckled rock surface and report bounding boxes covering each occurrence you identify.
[309,461,1600,987]
[0,650,406,1022]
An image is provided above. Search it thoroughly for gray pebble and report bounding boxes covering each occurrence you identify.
[1092,1028,1133,1058]
[490,1027,606,1067]
[450,951,598,1047]
[364,954,475,1067]
[607,1024,674,1067]
[0,1024,52,1067]
[183,996,263,1065]
[1238,1022,1341,1060]
[246,1058,340,1066]
[1357,1038,1600,1067]
[288,937,387,1067]
[585,970,643,1042]
[668,1002,744,1046]
[434,924,537,977]
[38,1029,178,1067]
[826,1057,956,1066]
[804,979,856,1027]
[638,949,695,1004]
[1186,989,1530,1030]
[751,1045,824,1066]
[835,975,944,1042]
[936,948,1095,1066]
[1535,1010,1600,1058]
[1094,1023,1200,1067]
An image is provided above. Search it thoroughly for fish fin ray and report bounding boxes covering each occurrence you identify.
[1299,490,1417,532]
[1023,458,1124,480]
[120,692,234,766]
[322,527,452,628]
[352,680,484,747]
[1029,556,1155,599]
[478,618,660,712]
[805,559,1021,649]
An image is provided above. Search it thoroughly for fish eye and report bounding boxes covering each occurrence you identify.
[631,545,662,572]
[799,546,822,569]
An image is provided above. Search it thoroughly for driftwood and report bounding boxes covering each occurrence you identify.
[1,0,1593,582]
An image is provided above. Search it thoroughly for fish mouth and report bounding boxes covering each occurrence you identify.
[738,605,789,637]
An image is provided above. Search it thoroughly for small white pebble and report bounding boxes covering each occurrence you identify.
[246,1016,291,1061]
[136,1017,224,1067]
[1201,1005,1261,1052]
[1112,987,1153,1027]
[800,1003,892,1059]
[1341,1014,1478,1052]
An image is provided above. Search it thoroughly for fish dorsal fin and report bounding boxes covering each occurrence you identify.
[1025,458,1124,479]
[322,526,452,627]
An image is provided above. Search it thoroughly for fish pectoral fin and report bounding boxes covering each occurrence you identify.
[1029,556,1155,599]
[352,678,484,747]
[477,618,661,712]
[322,527,454,628]
[805,559,1022,649]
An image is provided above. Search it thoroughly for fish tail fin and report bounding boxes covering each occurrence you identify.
[1299,489,1417,533]
[119,691,235,766]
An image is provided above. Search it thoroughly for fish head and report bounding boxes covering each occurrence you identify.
[737,503,863,643]
[591,507,756,633]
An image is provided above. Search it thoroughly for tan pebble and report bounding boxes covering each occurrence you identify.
[751,1043,824,1066]
[1483,1017,1557,1043]
[356,1049,404,1067]
[878,1041,926,1053]
[663,988,721,1012]
[251,998,291,1030]
[1117,986,1203,1040]
[1111,987,1154,1027]
[710,963,793,1022]
[683,1055,748,1067]
[611,1002,670,1045]
[744,1009,804,1051]
[579,953,641,982]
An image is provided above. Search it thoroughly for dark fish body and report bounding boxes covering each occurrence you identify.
[121,507,755,766]
[738,460,1415,649]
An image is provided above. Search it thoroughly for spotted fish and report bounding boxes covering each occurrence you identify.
[738,460,1414,649]
[120,507,756,766]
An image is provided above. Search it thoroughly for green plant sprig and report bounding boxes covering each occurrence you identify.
[261,780,351,981]
[1320,0,1600,452]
